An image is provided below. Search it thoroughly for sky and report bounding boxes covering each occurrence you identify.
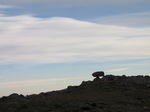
[0,0,150,96]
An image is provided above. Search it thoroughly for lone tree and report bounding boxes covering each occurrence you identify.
[92,71,104,79]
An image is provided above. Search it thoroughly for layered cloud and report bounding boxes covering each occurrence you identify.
[0,78,68,88]
[0,4,15,9]
[0,0,149,6]
[0,14,150,64]
[92,12,150,27]
[106,68,128,73]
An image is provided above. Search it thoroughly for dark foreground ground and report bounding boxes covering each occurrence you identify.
[0,75,150,112]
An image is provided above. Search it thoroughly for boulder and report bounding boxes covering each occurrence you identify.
[92,71,104,78]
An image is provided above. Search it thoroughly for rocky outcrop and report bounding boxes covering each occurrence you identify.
[92,71,104,82]
[101,75,150,87]
[0,74,150,112]
[92,71,104,78]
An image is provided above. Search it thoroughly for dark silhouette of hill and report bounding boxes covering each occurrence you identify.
[0,74,150,112]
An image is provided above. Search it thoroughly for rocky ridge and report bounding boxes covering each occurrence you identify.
[0,74,150,112]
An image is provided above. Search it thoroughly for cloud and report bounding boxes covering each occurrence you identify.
[106,68,128,72]
[0,14,150,64]
[0,4,15,9]
[0,78,68,88]
[92,12,150,27]
[0,0,149,6]
[0,77,87,88]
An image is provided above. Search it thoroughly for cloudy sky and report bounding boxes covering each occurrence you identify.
[0,0,150,96]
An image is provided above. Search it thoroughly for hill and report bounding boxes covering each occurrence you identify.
[0,74,150,112]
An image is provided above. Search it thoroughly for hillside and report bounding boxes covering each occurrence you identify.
[0,74,150,112]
